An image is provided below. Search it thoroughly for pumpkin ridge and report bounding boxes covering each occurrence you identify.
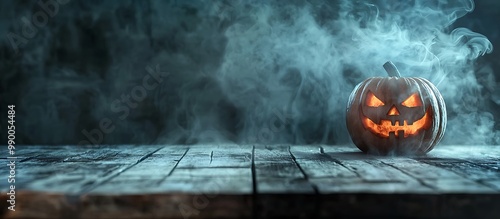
[346,62,447,155]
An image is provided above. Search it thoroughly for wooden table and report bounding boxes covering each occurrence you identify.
[1,145,499,218]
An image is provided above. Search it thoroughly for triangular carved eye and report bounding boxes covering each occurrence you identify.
[366,91,385,107]
[401,93,423,107]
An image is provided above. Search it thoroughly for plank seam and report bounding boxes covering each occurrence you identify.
[320,146,363,178]
[251,145,257,219]
[288,146,319,193]
[156,147,191,185]
[288,146,319,219]
[78,146,166,194]
[381,161,437,190]
[415,158,500,191]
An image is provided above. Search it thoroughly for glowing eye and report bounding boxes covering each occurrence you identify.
[366,91,385,107]
[401,93,423,107]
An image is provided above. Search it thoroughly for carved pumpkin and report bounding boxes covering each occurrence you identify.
[346,61,446,155]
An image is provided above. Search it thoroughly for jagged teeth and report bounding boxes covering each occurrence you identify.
[386,120,411,126]
[381,120,413,126]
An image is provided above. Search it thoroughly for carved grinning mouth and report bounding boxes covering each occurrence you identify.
[362,108,432,138]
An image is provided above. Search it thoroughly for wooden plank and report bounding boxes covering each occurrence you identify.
[15,162,128,194]
[253,145,295,162]
[3,144,500,219]
[253,146,315,193]
[311,178,431,193]
[253,146,316,218]
[477,162,500,172]
[482,179,500,190]
[318,145,431,193]
[254,146,304,179]
[90,147,189,194]
[256,178,315,193]
[171,167,250,178]
[6,145,92,162]
[429,145,500,166]
[113,146,188,180]
[177,145,252,168]
[62,145,163,164]
[415,157,500,191]
[159,146,253,194]
[254,162,304,178]
[290,146,357,179]
[150,146,254,217]
[159,176,252,194]
[415,158,500,180]
[10,146,163,194]
[383,158,495,193]
[430,145,500,159]
[318,145,499,194]
[92,174,253,195]
[357,160,419,182]
[383,158,475,179]
[164,167,253,194]
[1,191,253,219]
[291,145,432,198]
[4,193,500,219]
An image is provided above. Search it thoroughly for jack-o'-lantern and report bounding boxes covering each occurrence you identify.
[346,61,446,155]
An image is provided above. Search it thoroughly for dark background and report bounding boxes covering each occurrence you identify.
[0,0,499,146]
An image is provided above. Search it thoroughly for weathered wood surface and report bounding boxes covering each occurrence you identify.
[1,144,500,219]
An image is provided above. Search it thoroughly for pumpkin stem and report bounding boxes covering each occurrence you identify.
[383,61,401,77]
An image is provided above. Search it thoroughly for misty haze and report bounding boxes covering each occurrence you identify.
[1,0,498,146]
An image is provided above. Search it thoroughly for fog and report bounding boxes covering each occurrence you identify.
[0,0,498,145]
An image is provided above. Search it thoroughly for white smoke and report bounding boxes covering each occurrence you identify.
[214,0,494,144]
[0,0,496,145]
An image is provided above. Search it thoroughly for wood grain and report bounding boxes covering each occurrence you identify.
[1,145,500,219]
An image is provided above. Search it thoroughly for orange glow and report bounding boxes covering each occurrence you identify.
[401,93,422,107]
[366,92,385,107]
[387,106,400,115]
[362,109,431,138]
